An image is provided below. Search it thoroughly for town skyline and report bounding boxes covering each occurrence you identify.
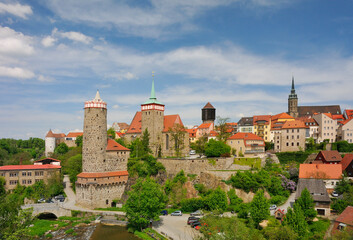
[1,1,353,139]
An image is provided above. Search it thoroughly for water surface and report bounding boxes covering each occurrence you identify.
[90,224,141,240]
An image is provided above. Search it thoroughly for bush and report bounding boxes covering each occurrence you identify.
[276,151,310,164]
[204,139,231,157]
[180,198,205,212]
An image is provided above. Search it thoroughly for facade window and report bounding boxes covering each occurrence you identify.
[297,135,300,139]
[10,180,18,185]
[297,129,299,133]
[166,134,169,150]
[292,135,294,139]
[27,180,32,184]
[292,142,294,146]
[22,180,26,184]
[292,129,294,133]
[22,172,26,176]
[297,142,299,146]
[27,172,31,176]
[287,130,289,133]
[9,172,18,177]
[286,143,289,146]
[35,179,40,183]
[287,136,289,139]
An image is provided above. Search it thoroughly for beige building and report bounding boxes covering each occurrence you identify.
[227,132,265,157]
[0,161,61,191]
[338,118,353,143]
[274,120,307,152]
[75,91,130,209]
[253,115,271,142]
[313,113,338,143]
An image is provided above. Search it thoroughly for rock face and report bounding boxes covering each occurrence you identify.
[184,181,199,199]
[199,172,230,192]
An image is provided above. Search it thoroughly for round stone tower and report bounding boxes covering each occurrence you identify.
[82,91,107,172]
[202,102,216,124]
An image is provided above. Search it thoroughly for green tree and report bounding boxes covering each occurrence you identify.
[215,116,231,142]
[107,127,116,139]
[168,124,186,157]
[250,189,270,227]
[141,129,152,155]
[283,204,308,237]
[116,138,126,147]
[66,154,82,190]
[125,178,167,231]
[227,188,243,211]
[263,219,298,240]
[296,188,317,221]
[0,177,5,196]
[204,139,231,157]
[204,187,228,211]
[75,135,83,147]
[190,136,207,155]
[54,142,69,155]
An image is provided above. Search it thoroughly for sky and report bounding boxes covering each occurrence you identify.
[1,0,353,139]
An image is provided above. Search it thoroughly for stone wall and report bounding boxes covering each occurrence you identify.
[105,151,129,172]
[82,107,107,173]
[141,109,164,156]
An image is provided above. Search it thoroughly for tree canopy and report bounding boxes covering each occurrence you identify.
[250,189,270,227]
[204,139,231,157]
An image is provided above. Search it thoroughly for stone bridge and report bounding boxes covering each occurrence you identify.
[22,203,72,218]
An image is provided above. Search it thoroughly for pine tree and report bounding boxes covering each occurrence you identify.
[296,187,317,221]
[283,203,308,237]
[250,189,270,227]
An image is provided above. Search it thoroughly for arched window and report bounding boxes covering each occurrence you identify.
[166,134,169,150]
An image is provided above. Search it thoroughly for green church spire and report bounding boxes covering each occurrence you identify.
[143,71,163,105]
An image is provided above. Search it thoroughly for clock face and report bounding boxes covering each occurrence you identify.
[141,104,164,111]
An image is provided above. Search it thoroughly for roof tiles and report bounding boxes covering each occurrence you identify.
[77,170,129,178]
[299,164,342,179]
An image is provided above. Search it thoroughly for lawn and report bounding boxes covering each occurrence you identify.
[233,157,261,169]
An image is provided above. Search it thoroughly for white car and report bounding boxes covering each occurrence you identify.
[190,210,204,216]
[331,191,339,197]
[171,210,182,216]
[269,205,277,210]
[189,150,196,155]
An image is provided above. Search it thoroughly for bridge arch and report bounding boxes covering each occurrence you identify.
[36,212,58,219]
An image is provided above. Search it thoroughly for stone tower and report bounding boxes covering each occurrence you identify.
[288,77,298,118]
[82,90,107,172]
[141,77,165,156]
[202,102,216,124]
[76,91,129,209]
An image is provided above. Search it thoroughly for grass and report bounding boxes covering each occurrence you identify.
[94,207,125,212]
[234,157,261,169]
[134,228,168,240]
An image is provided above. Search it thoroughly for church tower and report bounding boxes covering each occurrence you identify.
[141,74,165,155]
[288,77,298,118]
[202,102,216,124]
[82,90,107,172]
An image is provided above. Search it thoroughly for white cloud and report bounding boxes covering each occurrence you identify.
[0,2,32,19]
[0,66,35,79]
[38,75,54,82]
[0,26,34,56]
[41,36,56,47]
[60,31,92,44]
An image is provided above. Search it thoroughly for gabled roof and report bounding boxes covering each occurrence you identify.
[296,116,318,126]
[271,120,285,131]
[228,132,264,141]
[295,179,331,202]
[341,118,353,126]
[116,132,125,137]
[203,102,215,109]
[46,130,65,138]
[237,117,253,126]
[299,164,342,179]
[253,115,271,125]
[344,109,353,119]
[77,170,129,178]
[186,129,197,137]
[282,120,307,129]
[198,123,212,129]
[298,105,341,117]
[0,165,61,170]
[209,130,218,137]
[319,150,342,162]
[323,113,333,119]
[106,139,130,151]
[335,206,353,226]
[126,111,142,134]
[332,114,345,121]
[271,112,294,121]
[163,114,184,132]
[66,132,83,138]
[341,154,353,171]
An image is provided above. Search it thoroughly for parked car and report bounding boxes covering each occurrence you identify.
[191,221,201,228]
[187,217,200,225]
[46,198,54,203]
[161,210,168,215]
[171,210,182,216]
[189,150,196,155]
[54,195,65,202]
[37,198,46,203]
[269,205,277,210]
[331,191,339,197]
[190,210,204,216]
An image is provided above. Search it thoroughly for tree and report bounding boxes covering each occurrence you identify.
[204,187,228,211]
[283,204,308,237]
[190,136,207,155]
[204,139,231,157]
[250,189,270,227]
[75,135,83,147]
[215,116,231,142]
[116,138,126,147]
[54,142,69,155]
[296,188,317,221]
[66,154,82,190]
[0,177,5,196]
[227,188,243,211]
[141,129,152,155]
[263,219,298,240]
[107,127,116,139]
[168,124,186,157]
[125,178,167,231]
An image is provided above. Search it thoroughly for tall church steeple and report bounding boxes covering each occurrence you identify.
[288,76,298,118]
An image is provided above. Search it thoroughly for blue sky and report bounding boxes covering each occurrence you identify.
[1,0,353,139]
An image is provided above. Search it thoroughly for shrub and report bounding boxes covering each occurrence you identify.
[180,198,204,212]
[276,151,310,164]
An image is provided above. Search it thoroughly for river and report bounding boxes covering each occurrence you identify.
[90,224,141,240]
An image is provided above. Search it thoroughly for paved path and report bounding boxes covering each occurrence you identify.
[153,214,199,240]
[275,192,296,214]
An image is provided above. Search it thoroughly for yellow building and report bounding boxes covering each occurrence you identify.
[253,115,271,142]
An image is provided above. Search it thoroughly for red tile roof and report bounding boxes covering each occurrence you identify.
[203,102,215,109]
[282,120,307,129]
[344,109,353,119]
[228,132,264,141]
[319,150,342,162]
[299,164,342,179]
[0,165,61,170]
[271,120,285,130]
[332,114,345,121]
[335,206,353,226]
[116,132,125,137]
[163,114,184,132]
[226,122,237,126]
[126,111,142,134]
[77,170,129,178]
[106,139,130,151]
[66,132,83,138]
[34,158,61,163]
[253,115,271,125]
[324,113,333,119]
[198,123,212,129]
[341,154,353,171]
[46,130,65,138]
[341,118,353,126]
[186,129,197,137]
[296,116,318,126]
[209,130,218,137]
[271,112,294,121]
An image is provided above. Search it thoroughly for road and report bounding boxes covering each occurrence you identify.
[271,192,296,215]
[153,214,200,240]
